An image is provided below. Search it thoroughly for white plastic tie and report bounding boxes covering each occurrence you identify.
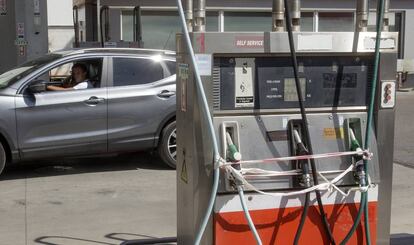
[221,149,373,167]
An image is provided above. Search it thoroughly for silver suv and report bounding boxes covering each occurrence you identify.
[0,48,177,174]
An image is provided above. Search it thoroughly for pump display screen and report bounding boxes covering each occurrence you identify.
[284,78,306,102]
[215,55,373,110]
[323,73,358,88]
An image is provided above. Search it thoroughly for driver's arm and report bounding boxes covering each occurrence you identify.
[47,85,73,91]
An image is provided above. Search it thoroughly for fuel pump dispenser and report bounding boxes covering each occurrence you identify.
[176,0,398,244]
[0,0,48,73]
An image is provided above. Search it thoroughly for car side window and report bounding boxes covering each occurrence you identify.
[49,63,72,83]
[25,58,103,94]
[112,58,164,87]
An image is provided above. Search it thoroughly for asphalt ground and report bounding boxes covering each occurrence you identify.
[389,91,414,245]
[0,154,176,245]
[0,92,412,245]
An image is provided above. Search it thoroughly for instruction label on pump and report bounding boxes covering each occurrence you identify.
[235,58,255,108]
[323,128,344,140]
[178,63,189,112]
[195,54,212,76]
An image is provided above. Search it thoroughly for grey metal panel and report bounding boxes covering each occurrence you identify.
[268,32,399,53]
[213,106,369,116]
[189,32,399,54]
[0,0,47,72]
[176,34,214,244]
[0,0,17,73]
[23,0,48,62]
[376,53,398,245]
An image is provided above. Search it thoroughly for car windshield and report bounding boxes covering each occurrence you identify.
[0,54,62,89]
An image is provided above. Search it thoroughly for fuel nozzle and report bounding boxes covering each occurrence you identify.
[226,132,242,162]
[293,129,312,188]
[349,128,361,150]
[293,129,308,155]
[349,128,367,187]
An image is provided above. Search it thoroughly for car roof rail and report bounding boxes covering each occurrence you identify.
[66,48,176,57]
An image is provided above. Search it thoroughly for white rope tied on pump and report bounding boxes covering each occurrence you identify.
[221,149,375,198]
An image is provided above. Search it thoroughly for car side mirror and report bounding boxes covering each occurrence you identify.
[28,80,47,93]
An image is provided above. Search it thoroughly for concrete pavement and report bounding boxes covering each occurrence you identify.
[0,155,176,245]
[390,91,414,245]
[394,91,414,168]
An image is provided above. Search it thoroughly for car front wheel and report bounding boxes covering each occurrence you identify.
[158,121,177,169]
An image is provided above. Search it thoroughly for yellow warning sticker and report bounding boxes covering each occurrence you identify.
[181,160,188,184]
[323,127,344,140]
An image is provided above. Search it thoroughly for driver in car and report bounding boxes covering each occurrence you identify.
[47,63,93,91]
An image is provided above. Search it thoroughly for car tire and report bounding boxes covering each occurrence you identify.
[158,121,177,169]
[0,143,6,176]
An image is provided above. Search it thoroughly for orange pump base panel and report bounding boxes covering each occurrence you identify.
[214,190,377,245]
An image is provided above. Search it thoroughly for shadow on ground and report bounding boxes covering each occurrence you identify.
[391,233,414,245]
[34,233,176,245]
[0,152,173,181]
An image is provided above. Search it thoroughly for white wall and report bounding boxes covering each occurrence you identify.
[47,0,74,51]
[48,27,75,52]
[47,0,73,26]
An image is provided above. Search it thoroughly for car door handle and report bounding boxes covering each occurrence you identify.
[157,90,176,98]
[84,96,105,105]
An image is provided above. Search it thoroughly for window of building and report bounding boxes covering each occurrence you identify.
[121,11,218,50]
[122,11,180,50]
[206,12,219,32]
[301,12,314,31]
[318,12,354,32]
[224,12,313,32]
[224,12,272,32]
[112,58,164,87]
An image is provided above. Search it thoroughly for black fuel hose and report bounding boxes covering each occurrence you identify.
[293,140,311,245]
[294,192,310,245]
[293,147,311,245]
[283,1,336,244]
